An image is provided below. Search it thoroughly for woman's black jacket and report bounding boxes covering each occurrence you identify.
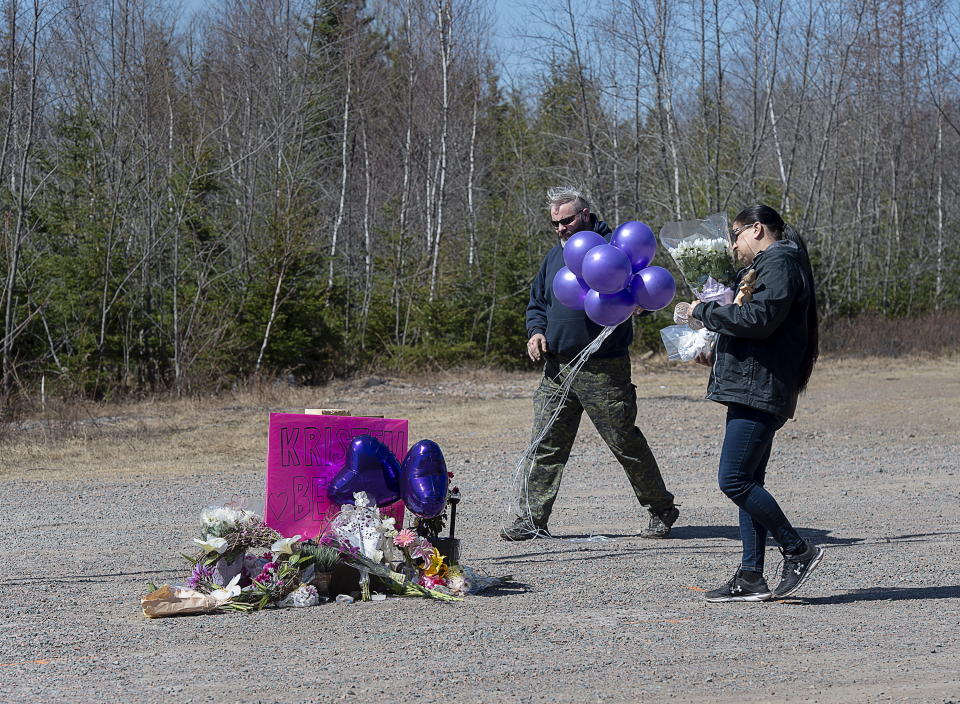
[691,239,815,419]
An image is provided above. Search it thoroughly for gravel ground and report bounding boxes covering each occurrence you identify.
[0,358,958,703]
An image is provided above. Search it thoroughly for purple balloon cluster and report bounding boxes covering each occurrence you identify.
[327,436,449,518]
[552,221,676,326]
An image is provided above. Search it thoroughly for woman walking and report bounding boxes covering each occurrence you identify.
[687,204,824,602]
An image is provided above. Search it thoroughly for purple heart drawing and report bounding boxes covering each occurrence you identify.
[268,492,289,520]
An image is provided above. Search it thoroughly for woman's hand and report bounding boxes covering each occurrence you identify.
[679,300,703,330]
[694,349,714,366]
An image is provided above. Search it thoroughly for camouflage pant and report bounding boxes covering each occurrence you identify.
[518,355,674,526]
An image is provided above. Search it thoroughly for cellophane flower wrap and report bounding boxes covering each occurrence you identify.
[659,325,718,362]
[659,212,738,303]
[658,213,738,362]
[330,491,396,600]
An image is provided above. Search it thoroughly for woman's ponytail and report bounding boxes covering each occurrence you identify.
[782,224,819,392]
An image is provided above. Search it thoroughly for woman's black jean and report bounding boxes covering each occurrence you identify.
[718,403,805,571]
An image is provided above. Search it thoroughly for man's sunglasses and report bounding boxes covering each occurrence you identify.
[550,210,583,228]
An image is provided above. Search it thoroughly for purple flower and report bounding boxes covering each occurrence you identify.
[186,563,215,590]
[339,544,361,558]
[410,539,434,562]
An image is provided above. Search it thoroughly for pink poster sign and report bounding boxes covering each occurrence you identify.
[264,413,408,538]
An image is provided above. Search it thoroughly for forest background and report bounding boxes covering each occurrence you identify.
[1,0,958,410]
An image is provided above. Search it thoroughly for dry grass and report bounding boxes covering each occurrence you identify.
[822,311,960,357]
[0,381,292,479]
[0,368,527,480]
[2,310,954,450]
[0,360,656,479]
[2,354,957,483]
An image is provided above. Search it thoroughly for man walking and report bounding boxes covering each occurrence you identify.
[501,186,679,541]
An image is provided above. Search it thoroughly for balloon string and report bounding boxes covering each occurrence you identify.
[503,326,616,543]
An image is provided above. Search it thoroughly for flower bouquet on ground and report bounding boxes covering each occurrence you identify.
[142,501,346,617]
[328,491,461,601]
[329,489,511,601]
[191,502,282,584]
[334,528,511,600]
[218,537,320,612]
[142,486,513,616]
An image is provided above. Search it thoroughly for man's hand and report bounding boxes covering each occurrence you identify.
[527,333,548,361]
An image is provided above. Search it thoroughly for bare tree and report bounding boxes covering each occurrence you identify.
[1,0,44,400]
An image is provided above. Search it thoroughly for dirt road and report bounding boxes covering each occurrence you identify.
[1,358,958,703]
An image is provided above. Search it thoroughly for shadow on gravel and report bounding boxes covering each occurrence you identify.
[1,569,184,586]
[669,525,864,546]
[487,541,658,565]
[473,581,534,596]
[791,585,960,605]
[884,530,960,541]
[551,533,637,539]
[488,527,868,567]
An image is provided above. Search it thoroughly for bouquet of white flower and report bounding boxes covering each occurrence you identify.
[659,212,738,301]
[658,213,740,363]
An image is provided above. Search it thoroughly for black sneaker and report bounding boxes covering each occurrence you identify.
[705,569,772,602]
[499,518,549,541]
[639,505,679,538]
[772,540,824,598]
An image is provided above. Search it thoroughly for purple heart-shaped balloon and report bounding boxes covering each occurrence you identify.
[327,435,402,507]
[400,439,449,518]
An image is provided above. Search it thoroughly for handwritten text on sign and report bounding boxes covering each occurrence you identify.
[264,413,407,538]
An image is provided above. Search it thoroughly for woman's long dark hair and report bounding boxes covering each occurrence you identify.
[734,204,819,392]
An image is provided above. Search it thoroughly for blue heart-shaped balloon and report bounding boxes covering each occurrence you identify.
[327,435,401,507]
[400,439,449,518]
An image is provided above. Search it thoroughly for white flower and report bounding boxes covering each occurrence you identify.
[201,507,232,526]
[210,574,242,602]
[201,507,239,529]
[200,505,259,530]
[447,574,469,595]
[194,536,229,554]
[378,516,397,537]
[271,535,303,555]
[671,236,728,255]
[279,584,320,608]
